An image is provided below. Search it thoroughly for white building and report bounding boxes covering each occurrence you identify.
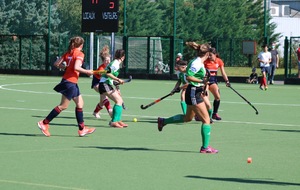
[270,0,300,56]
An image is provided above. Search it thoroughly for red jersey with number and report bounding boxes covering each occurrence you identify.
[204,57,224,76]
[62,48,84,84]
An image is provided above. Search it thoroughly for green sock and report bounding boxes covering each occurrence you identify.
[164,114,184,125]
[112,104,122,122]
[180,101,187,115]
[208,109,213,119]
[201,124,211,148]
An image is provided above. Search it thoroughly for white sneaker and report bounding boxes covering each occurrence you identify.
[93,112,101,119]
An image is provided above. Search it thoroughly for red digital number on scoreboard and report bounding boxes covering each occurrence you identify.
[109,2,114,9]
[91,0,114,8]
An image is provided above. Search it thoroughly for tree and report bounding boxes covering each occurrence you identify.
[125,0,164,36]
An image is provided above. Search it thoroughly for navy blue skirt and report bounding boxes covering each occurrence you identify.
[91,76,99,89]
[54,79,80,100]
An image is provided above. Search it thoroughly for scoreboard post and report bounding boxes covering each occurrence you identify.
[82,0,119,32]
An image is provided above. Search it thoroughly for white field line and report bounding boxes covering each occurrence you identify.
[1,82,300,106]
[0,106,299,128]
[0,179,89,190]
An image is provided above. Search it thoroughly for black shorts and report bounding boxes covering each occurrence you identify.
[185,84,204,105]
[98,82,114,94]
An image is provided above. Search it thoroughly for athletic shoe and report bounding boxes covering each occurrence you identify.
[93,112,101,119]
[78,126,96,137]
[259,86,264,90]
[110,121,123,128]
[118,121,128,128]
[212,113,222,120]
[200,146,219,154]
[157,117,165,132]
[37,120,51,137]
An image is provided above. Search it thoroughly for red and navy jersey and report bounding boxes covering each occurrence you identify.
[204,57,224,76]
[62,48,84,84]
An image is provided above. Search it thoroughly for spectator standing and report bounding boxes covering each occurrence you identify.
[269,43,279,84]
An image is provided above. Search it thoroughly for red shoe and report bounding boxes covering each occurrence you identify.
[110,121,123,128]
[212,113,222,120]
[37,120,50,137]
[78,126,96,137]
[200,146,219,154]
[118,121,128,128]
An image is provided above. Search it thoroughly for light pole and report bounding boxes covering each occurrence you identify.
[171,0,176,75]
[263,0,268,45]
[123,0,127,36]
[47,0,51,72]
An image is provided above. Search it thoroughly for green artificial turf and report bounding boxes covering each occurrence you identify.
[0,74,299,190]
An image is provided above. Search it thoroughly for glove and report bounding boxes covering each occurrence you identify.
[226,80,231,87]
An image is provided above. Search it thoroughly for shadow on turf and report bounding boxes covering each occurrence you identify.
[32,115,77,120]
[185,175,300,186]
[0,132,38,137]
[262,129,300,133]
[0,132,79,138]
[78,146,197,154]
[32,115,111,128]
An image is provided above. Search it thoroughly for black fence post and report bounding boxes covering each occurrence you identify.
[146,37,150,74]
[122,36,128,75]
[170,36,174,75]
[45,35,49,74]
[284,36,288,79]
[18,36,22,70]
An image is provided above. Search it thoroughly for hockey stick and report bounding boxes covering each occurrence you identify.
[140,93,173,110]
[93,70,109,74]
[93,67,111,75]
[202,69,211,96]
[113,75,132,86]
[229,86,259,115]
[114,76,132,110]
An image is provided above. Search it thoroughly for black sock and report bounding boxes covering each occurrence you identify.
[213,100,220,114]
